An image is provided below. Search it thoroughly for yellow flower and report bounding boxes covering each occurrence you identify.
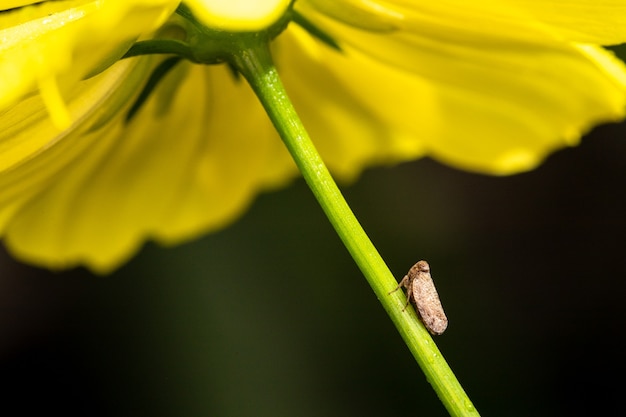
[1,1,625,272]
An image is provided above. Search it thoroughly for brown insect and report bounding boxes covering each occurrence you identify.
[389,260,448,335]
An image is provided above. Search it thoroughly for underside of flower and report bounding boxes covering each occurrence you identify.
[0,1,625,273]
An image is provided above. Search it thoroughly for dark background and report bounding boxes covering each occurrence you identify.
[1,119,626,416]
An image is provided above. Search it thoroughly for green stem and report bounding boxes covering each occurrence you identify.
[231,42,479,417]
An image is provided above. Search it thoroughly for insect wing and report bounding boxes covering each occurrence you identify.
[412,266,448,335]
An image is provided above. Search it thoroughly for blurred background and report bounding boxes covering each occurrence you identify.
[1,118,626,416]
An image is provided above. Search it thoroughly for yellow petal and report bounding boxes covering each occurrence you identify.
[184,0,291,31]
[0,0,179,123]
[294,1,626,174]
[305,0,626,44]
[0,57,153,265]
[506,0,626,44]
[1,58,295,273]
